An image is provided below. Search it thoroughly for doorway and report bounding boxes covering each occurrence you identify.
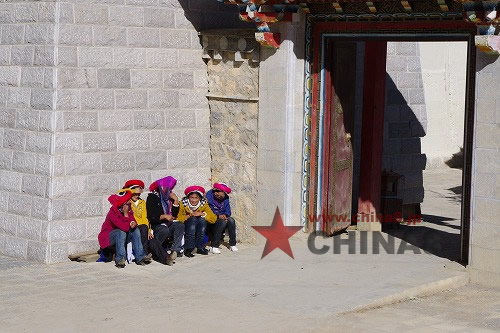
[314,22,476,264]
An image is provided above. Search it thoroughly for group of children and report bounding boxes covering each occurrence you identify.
[97,176,237,268]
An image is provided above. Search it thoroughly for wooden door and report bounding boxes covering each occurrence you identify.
[323,40,357,235]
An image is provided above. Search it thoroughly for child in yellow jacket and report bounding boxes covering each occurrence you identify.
[123,180,151,249]
[123,179,175,265]
[178,186,216,257]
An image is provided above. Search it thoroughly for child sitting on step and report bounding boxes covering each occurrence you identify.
[176,186,216,257]
[97,189,151,268]
[206,183,238,253]
[123,179,175,266]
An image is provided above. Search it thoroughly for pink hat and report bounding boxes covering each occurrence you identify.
[213,182,231,194]
[184,185,205,197]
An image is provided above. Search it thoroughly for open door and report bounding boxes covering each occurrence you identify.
[322,40,357,235]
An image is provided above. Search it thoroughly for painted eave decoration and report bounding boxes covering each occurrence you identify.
[217,1,500,48]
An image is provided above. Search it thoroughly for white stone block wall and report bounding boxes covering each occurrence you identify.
[383,42,427,207]
[0,1,57,262]
[1,0,246,263]
[49,0,217,263]
[469,49,500,287]
[384,42,467,206]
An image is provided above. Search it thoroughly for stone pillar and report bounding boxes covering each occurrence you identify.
[469,36,500,288]
[201,31,260,243]
[257,18,305,229]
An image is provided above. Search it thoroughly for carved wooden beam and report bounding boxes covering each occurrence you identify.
[217,0,500,49]
[457,0,499,34]
[200,30,261,62]
[239,12,295,32]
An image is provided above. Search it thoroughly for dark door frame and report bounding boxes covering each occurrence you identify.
[307,20,476,264]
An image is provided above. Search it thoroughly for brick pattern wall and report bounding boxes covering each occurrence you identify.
[49,0,216,263]
[0,0,247,263]
[383,42,427,207]
[0,1,57,262]
[470,49,500,287]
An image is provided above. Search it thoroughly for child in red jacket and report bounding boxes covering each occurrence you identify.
[98,190,151,268]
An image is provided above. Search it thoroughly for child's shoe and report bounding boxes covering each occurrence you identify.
[143,253,153,263]
[196,248,208,255]
[210,247,221,254]
[230,246,238,252]
[166,250,176,266]
[116,258,126,268]
[184,248,195,258]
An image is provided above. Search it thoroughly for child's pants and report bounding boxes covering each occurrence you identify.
[184,216,207,250]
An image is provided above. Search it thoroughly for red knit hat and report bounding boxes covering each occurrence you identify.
[184,185,205,197]
[123,179,145,190]
[213,182,231,194]
[108,189,133,209]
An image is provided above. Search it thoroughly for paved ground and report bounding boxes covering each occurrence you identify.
[334,285,500,332]
[0,244,494,333]
[0,235,470,333]
[0,254,37,271]
[385,168,462,263]
[0,168,497,332]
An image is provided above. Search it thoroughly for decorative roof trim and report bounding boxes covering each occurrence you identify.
[218,0,500,48]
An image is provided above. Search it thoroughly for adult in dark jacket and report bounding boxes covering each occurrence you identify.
[206,183,238,254]
[146,176,184,257]
[123,179,176,266]
[98,190,150,268]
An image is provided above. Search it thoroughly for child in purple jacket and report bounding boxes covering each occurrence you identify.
[206,183,237,254]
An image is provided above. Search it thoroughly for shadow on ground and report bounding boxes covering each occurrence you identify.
[385,224,461,263]
[421,214,461,230]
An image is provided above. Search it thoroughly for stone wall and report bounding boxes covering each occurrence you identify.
[50,0,214,262]
[0,1,57,262]
[0,0,245,263]
[383,42,427,209]
[202,31,260,243]
[469,46,500,288]
[202,19,307,241]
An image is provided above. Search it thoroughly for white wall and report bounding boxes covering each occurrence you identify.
[470,46,500,288]
[0,0,230,263]
[419,42,467,169]
[257,18,305,228]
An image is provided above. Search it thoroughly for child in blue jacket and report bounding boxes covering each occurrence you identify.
[206,183,237,253]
